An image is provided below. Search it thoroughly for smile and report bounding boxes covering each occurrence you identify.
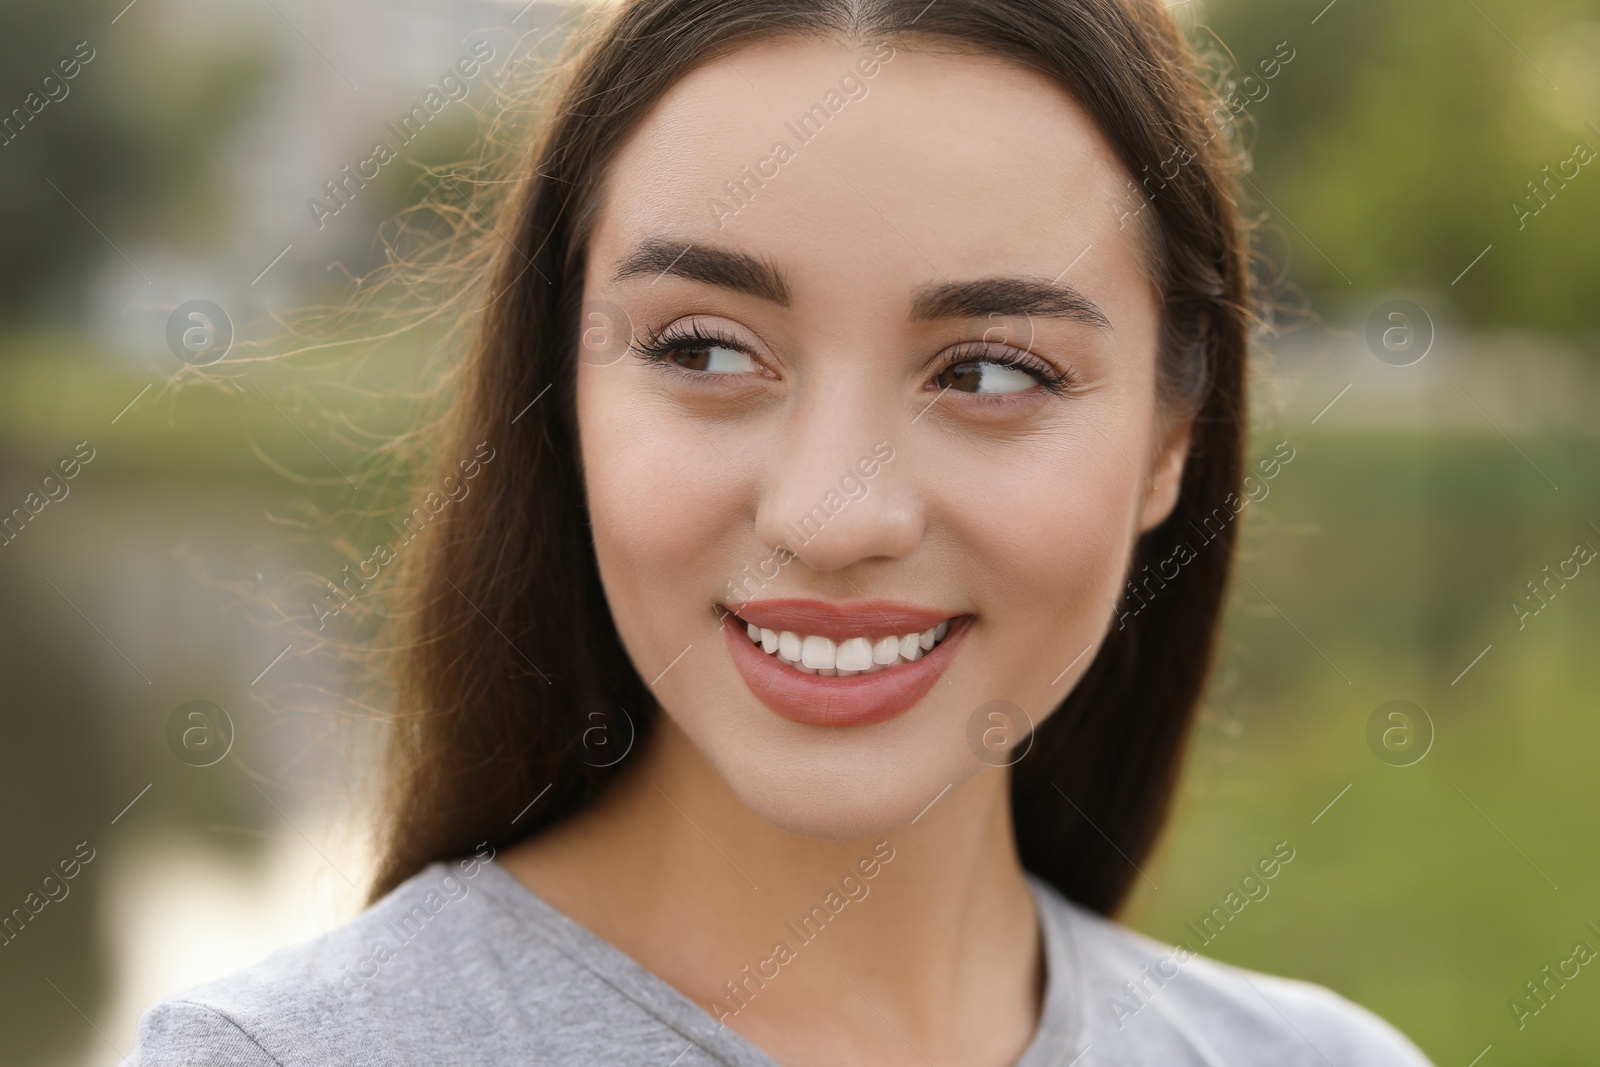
[740,619,953,675]
[717,599,972,727]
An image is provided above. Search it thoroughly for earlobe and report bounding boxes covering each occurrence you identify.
[1138,419,1193,532]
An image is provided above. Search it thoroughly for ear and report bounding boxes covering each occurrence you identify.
[1137,415,1193,533]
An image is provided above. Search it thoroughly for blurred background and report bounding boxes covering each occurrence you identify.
[0,0,1595,1063]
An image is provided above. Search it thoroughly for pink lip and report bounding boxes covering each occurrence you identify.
[726,598,958,641]
[717,603,972,728]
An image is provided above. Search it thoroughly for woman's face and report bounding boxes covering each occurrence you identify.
[575,37,1189,837]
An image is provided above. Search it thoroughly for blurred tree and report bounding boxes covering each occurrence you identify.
[0,560,112,1067]
[0,0,275,328]
[1197,0,1600,335]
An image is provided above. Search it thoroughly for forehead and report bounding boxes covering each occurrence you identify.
[590,36,1156,329]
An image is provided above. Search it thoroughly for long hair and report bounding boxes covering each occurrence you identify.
[367,0,1253,916]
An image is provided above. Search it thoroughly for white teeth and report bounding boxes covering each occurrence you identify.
[744,619,957,674]
[801,634,835,669]
[836,637,873,671]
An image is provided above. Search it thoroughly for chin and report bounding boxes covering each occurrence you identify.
[726,765,958,841]
[679,688,994,841]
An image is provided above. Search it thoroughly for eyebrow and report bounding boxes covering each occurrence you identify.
[612,238,792,306]
[909,276,1111,330]
[611,238,1112,330]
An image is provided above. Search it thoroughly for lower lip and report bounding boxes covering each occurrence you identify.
[718,609,971,727]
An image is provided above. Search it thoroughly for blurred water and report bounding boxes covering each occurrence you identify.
[0,466,373,1066]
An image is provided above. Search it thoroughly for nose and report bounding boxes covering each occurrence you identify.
[752,389,923,573]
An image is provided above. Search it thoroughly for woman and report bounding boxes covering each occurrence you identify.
[134,0,1435,1063]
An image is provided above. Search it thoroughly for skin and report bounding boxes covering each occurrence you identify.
[502,36,1191,1067]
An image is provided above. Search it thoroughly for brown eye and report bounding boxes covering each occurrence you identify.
[934,359,1041,395]
[634,321,765,375]
[669,341,757,373]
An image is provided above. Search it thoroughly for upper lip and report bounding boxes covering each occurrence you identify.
[723,598,963,640]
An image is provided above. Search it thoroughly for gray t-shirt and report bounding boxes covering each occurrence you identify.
[130,857,1434,1065]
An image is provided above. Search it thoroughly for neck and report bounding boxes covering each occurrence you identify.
[501,715,1045,1066]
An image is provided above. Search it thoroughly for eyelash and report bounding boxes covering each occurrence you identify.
[627,321,1075,399]
[934,341,1078,397]
[631,321,767,377]
[629,322,1078,397]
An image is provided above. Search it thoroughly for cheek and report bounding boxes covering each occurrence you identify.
[577,366,742,629]
[995,488,1132,649]
[933,428,1146,701]
[954,434,1142,603]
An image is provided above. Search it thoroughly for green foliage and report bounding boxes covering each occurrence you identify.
[1197,0,1600,334]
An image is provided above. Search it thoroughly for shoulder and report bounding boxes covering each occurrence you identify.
[129,854,519,1066]
[1030,878,1435,1066]
[131,998,282,1067]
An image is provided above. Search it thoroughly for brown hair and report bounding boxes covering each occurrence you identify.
[367,0,1253,916]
